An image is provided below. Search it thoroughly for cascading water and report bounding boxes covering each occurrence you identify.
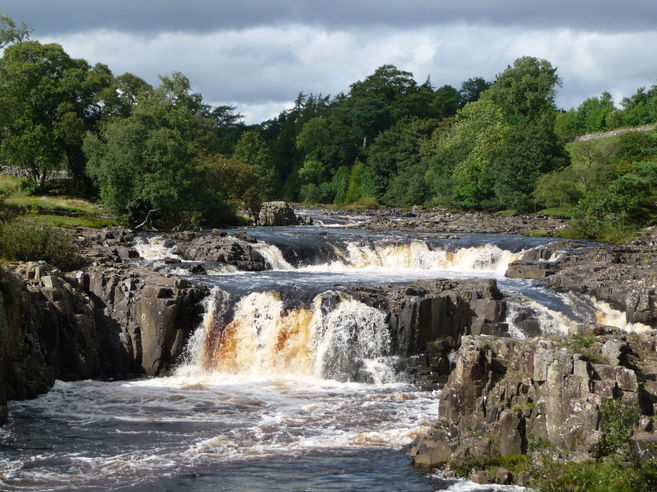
[3,222,588,491]
[189,290,396,384]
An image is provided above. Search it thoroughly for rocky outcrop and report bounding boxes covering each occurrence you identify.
[411,332,657,484]
[257,201,298,226]
[174,232,267,271]
[0,263,123,416]
[507,235,657,328]
[344,279,509,386]
[364,209,569,235]
[80,266,209,376]
[0,228,212,423]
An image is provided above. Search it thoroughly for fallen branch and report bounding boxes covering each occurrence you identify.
[134,209,159,230]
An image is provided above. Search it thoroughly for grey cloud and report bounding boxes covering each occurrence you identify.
[44,25,657,124]
[3,0,657,35]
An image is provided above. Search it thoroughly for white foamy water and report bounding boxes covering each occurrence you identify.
[506,296,582,337]
[133,235,180,261]
[1,376,437,490]
[592,298,652,333]
[301,242,522,274]
[196,290,398,384]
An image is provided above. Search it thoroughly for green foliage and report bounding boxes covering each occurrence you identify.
[570,161,657,241]
[527,433,556,452]
[615,131,657,164]
[344,160,368,204]
[483,56,560,124]
[532,457,657,492]
[209,154,264,219]
[0,220,84,270]
[366,117,437,204]
[533,169,582,208]
[601,399,640,457]
[0,41,119,191]
[433,85,460,119]
[85,73,231,228]
[427,99,511,208]
[233,130,278,199]
[458,77,492,106]
[571,334,595,349]
[0,14,32,50]
[448,454,530,480]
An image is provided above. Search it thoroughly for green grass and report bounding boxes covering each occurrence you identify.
[5,195,104,215]
[20,214,119,229]
[0,174,25,194]
[0,174,117,229]
[537,207,573,218]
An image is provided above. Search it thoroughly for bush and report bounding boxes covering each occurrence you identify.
[601,399,640,457]
[532,458,657,492]
[0,220,84,271]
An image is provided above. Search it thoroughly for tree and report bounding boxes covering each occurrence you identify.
[0,41,112,190]
[233,130,277,199]
[482,57,567,208]
[433,85,460,119]
[0,14,31,50]
[483,57,560,124]
[364,117,437,204]
[445,100,512,208]
[208,154,264,218]
[458,77,491,106]
[85,73,230,227]
[572,92,616,133]
[349,64,430,120]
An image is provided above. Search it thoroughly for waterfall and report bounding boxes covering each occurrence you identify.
[505,296,582,337]
[185,290,397,383]
[592,297,652,333]
[133,235,180,261]
[301,241,521,273]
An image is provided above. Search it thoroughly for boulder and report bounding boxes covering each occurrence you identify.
[257,201,298,226]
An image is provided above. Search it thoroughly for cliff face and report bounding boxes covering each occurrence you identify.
[0,259,210,425]
[412,333,657,484]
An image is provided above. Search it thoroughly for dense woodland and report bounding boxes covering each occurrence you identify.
[1,15,657,240]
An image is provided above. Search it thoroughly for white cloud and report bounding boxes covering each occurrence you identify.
[40,24,657,123]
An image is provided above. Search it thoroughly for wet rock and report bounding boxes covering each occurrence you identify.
[175,235,267,271]
[257,201,298,226]
[233,231,258,243]
[506,261,556,279]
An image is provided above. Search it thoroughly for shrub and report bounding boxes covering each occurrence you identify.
[532,458,657,492]
[601,399,640,457]
[0,220,84,271]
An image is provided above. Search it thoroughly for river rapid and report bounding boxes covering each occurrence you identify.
[1,210,610,491]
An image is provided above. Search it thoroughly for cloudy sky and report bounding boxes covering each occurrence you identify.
[3,1,657,123]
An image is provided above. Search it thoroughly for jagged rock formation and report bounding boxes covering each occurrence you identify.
[411,332,657,484]
[508,235,657,327]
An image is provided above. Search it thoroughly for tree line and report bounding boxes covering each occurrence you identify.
[1,15,656,237]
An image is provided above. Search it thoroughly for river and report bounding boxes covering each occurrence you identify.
[1,211,612,490]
